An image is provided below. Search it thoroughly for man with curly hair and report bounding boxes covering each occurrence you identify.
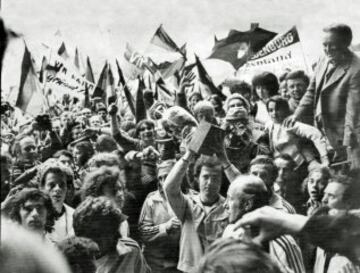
[58,236,99,273]
[73,196,150,273]
[39,161,75,243]
[5,188,56,237]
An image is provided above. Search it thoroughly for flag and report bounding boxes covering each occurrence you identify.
[195,55,225,100]
[74,47,85,74]
[135,77,147,122]
[150,24,182,55]
[237,26,309,80]
[85,56,95,83]
[92,62,108,102]
[84,84,91,109]
[39,56,48,83]
[116,59,135,115]
[209,26,277,70]
[16,45,48,116]
[157,56,186,79]
[58,41,70,59]
[106,65,116,105]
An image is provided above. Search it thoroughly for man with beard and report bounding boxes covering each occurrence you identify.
[222,107,269,173]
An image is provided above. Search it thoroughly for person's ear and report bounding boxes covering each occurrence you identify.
[244,198,254,213]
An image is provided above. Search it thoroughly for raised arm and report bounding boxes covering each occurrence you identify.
[164,150,193,222]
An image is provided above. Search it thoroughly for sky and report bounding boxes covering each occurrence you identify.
[2,0,360,91]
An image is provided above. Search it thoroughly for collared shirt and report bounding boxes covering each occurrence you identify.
[139,190,180,271]
[176,191,229,272]
[270,192,297,214]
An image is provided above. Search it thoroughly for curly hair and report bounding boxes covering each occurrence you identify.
[87,152,121,170]
[197,238,282,273]
[73,196,126,240]
[82,166,124,200]
[58,236,99,273]
[74,141,95,167]
[301,166,331,196]
[95,135,118,153]
[39,160,74,190]
[6,188,56,233]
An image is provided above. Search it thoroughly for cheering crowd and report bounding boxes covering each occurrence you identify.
[1,21,360,273]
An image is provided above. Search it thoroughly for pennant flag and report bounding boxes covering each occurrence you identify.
[39,56,48,83]
[92,62,108,102]
[74,47,85,74]
[16,45,48,116]
[209,26,277,70]
[195,55,226,100]
[135,77,147,122]
[85,56,95,83]
[116,59,135,115]
[106,65,116,105]
[84,84,91,109]
[150,24,183,55]
[237,26,309,80]
[58,41,70,60]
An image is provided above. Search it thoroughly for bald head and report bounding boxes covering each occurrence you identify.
[227,175,269,223]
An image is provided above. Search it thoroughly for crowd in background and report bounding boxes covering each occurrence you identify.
[1,21,360,273]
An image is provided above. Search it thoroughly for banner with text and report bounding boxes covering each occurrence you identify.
[237,26,309,81]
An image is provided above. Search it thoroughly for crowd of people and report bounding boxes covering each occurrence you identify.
[1,21,360,273]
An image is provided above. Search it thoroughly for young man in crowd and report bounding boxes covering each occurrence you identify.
[164,149,229,273]
[139,160,181,273]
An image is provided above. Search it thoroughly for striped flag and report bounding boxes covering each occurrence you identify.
[150,25,182,55]
[16,45,48,116]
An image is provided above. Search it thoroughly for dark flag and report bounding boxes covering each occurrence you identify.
[135,77,147,122]
[150,24,183,55]
[116,59,135,115]
[209,26,277,69]
[39,56,47,83]
[85,56,95,83]
[195,55,225,100]
[57,41,70,59]
[92,62,108,103]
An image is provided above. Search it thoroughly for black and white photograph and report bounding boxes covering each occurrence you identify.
[1,0,360,272]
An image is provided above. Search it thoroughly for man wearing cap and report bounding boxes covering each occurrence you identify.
[222,107,269,173]
[139,160,181,273]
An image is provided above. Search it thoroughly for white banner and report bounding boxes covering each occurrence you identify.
[237,26,309,82]
[45,53,95,98]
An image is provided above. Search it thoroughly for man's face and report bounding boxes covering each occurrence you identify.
[19,199,47,233]
[228,98,246,111]
[42,172,67,209]
[199,166,222,205]
[322,31,347,64]
[287,78,307,100]
[226,185,248,223]
[82,109,92,120]
[322,182,348,209]
[58,155,73,169]
[98,110,107,120]
[274,158,293,183]
[250,164,272,189]
[102,180,125,209]
[52,120,61,135]
[189,96,201,112]
[20,137,37,161]
[139,123,155,143]
[307,171,328,201]
[71,125,83,140]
